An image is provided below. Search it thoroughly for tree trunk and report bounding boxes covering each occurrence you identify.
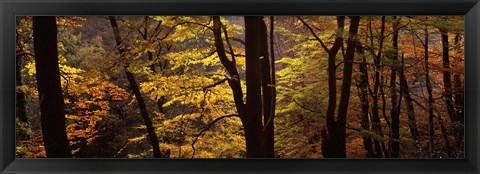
[424,27,435,156]
[453,34,464,150]
[212,16,246,120]
[356,43,374,158]
[440,29,453,157]
[264,16,276,158]
[441,30,455,125]
[335,16,360,157]
[322,16,345,158]
[389,16,400,158]
[109,16,162,158]
[399,53,420,141]
[244,16,266,158]
[33,16,72,158]
[369,16,387,158]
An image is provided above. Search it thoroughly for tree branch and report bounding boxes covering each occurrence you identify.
[293,99,322,114]
[296,16,330,52]
[191,114,240,158]
[203,78,229,91]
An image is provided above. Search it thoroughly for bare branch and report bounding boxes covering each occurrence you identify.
[229,37,246,46]
[203,78,229,91]
[293,99,322,113]
[296,16,330,52]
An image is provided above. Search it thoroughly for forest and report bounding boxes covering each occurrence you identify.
[15,16,464,158]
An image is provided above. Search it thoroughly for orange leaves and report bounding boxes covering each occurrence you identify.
[62,74,130,156]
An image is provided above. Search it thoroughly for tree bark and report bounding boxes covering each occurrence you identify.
[244,16,266,158]
[212,16,246,122]
[264,16,276,158]
[389,16,400,158]
[424,27,435,156]
[33,16,72,158]
[334,16,360,157]
[369,16,387,158]
[322,16,345,158]
[399,53,420,141]
[109,16,162,158]
[441,30,455,125]
[453,34,464,150]
[440,29,453,157]
[356,43,375,158]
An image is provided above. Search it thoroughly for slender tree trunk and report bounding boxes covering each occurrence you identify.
[453,74,464,119]
[33,16,72,158]
[369,16,387,158]
[453,34,464,150]
[356,44,374,158]
[264,16,276,158]
[212,16,246,120]
[399,53,420,141]
[440,30,455,123]
[424,27,435,156]
[440,29,453,157]
[389,16,400,158]
[334,16,360,158]
[259,16,274,158]
[322,16,345,158]
[109,16,162,158]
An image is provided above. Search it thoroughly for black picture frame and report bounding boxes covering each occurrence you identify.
[1,0,479,173]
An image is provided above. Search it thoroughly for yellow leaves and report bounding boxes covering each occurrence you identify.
[128,135,147,143]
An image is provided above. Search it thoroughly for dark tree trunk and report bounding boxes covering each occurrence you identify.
[453,74,464,121]
[264,16,276,158]
[213,16,275,158]
[440,29,453,157]
[334,16,360,157]
[244,16,266,158]
[322,16,345,158]
[389,16,400,158]
[259,17,272,158]
[453,34,464,150]
[399,53,420,141]
[424,28,435,156]
[109,16,162,158]
[441,30,455,125]
[356,44,374,158]
[369,16,387,158]
[212,16,246,120]
[33,16,72,158]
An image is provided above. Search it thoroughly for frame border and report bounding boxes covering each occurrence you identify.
[1,0,479,173]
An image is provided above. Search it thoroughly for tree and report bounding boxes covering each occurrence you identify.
[212,16,274,157]
[423,26,435,156]
[388,16,400,158]
[33,16,72,158]
[108,16,163,158]
[355,43,375,157]
[328,16,360,157]
[367,16,388,158]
